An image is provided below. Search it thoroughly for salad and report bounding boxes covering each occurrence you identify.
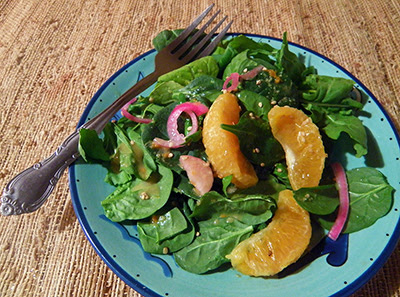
[78,31,394,276]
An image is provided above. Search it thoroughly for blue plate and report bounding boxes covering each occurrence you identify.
[69,34,400,297]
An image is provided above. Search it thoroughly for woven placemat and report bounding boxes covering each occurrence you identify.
[1,1,399,296]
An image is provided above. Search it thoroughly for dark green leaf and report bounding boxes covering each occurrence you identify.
[294,184,339,215]
[78,128,110,162]
[137,206,195,254]
[152,29,184,52]
[221,111,284,169]
[275,32,306,84]
[101,165,173,221]
[174,218,253,274]
[191,191,276,225]
[323,113,368,157]
[301,74,355,103]
[149,81,184,105]
[237,90,271,119]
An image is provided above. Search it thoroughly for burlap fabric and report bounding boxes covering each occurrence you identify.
[1,1,399,296]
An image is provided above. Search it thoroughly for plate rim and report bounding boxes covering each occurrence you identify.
[69,33,400,297]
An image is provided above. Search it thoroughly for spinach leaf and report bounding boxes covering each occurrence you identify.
[137,206,195,254]
[301,74,355,104]
[323,113,368,157]
[222,175,233,196]
[144,207,188,242]
[101,165,173,222]
[172,75,223,104]
[173,173,201,200]
[174,218,253,274]
[222,50,259,80]
[318,167,394,233]
[221,111,284,169]
[78,128,110,162]
[158,56,219,86]
[275,32,305,84]
[152,29,183,52]
[293,184,339,215]
[241,70,297,106]
[237,90,271,119]
[149,81,184,105]
[272,163,292,189]
[212,35,275,70]
[231,175,286,201]
[104,171,132,186]
[191,191,276,225]
[114,125,154,180]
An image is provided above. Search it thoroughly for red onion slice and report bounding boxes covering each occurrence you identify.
[153,102,209,149]
[121,98,152,124]
[222,65,266,92]
[222,72,240,92]
[179,155,213,195]
[328,162,350,241]
[240,65,264,80]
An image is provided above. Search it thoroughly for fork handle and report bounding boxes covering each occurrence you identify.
[1,71,158,216]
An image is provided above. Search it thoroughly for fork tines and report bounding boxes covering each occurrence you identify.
[166,4,232,63]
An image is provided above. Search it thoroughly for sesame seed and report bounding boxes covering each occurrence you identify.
[271,100,277,105]
[276,168,282,173]
[130,140,135,145]
[256,80,262,85]
[187,126,192,131]
[149,97,154,103]
[140,192,150,200]
[260,163,265,167]
[196,231,201,237]
[167,152,174,158]
[258,102,263,108]
[253,148,260,153]
[163,247,169,254]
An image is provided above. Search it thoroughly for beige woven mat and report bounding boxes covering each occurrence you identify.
[1,0,399,296]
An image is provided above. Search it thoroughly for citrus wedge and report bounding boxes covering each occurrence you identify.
[202,92,258,189]
[268,106,326,190]
[226,189,311,276]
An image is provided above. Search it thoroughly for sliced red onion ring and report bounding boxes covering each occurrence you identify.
[121,98,152,124]
[328,162,350,241]
[153,102,209,149]
[222,72,240,92]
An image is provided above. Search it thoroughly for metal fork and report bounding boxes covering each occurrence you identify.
[0,4,232,216]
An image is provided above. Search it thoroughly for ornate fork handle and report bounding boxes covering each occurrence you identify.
[0,131,80,216]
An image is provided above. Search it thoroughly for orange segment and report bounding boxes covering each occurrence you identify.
[202,92,258,189]
[268,106,326,190]
[226,189,311,276]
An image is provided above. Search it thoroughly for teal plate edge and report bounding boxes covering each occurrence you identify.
[68,33,400,297]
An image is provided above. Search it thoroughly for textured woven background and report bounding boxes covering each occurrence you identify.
[1,0,399,296]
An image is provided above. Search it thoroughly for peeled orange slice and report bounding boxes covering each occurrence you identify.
[226,189,311,276]
[202,92,258,189]
[268,106,326,191]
